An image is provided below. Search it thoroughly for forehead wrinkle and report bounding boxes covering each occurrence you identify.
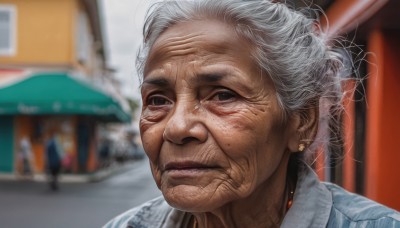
[145,35,204,75]
[150,33,203,58]
[161,33,203,47]
[145,29,239,75]
[145,20,257,85]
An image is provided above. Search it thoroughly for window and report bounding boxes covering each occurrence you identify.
[0,4,16,56]
[76,11,92,64]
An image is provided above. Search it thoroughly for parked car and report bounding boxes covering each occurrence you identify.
[111,139,145,163]
[112,140,129,163]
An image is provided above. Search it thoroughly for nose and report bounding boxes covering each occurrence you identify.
[163,102,208,145]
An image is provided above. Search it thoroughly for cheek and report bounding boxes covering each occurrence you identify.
[210,109,285,182]
[209,113,262,176]
[213,111,262,154]
[139,119,164,163]
[140,118,165,189]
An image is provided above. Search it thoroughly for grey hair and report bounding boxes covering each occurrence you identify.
[137,0,351,160]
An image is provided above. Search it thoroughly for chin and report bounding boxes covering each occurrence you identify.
[162,185,222,212]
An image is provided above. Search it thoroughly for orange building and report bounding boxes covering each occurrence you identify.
[290,0,400,211]
[0,0,130,175]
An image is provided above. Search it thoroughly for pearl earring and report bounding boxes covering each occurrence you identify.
[298,143,305,152]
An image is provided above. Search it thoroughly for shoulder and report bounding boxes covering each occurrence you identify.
[103,196,173,228]
[323,182,400,227]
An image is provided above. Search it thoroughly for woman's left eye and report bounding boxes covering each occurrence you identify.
[211,90,237,102]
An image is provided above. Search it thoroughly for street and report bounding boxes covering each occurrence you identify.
[0,159,161,228]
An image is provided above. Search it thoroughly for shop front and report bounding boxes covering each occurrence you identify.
[0,72,131,175]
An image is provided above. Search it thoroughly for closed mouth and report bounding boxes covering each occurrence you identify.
[164,162,219,171]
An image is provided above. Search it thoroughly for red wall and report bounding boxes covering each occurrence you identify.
[365,29,400,210]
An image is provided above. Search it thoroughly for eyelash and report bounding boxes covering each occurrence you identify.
[146,95,171,106]
[209,89,237,102]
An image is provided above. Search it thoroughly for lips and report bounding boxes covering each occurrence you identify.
[164,161,218,171]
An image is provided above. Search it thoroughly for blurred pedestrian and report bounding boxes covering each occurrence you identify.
[99,137,111,168]
[18,136,34,178]
[45,132,64,191]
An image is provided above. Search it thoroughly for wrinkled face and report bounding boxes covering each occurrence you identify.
[140,20,293,212]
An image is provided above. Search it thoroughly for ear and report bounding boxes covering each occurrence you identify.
[287,104,319,153]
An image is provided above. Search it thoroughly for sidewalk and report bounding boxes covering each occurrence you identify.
[0,161,137,183]
[0,158,161,228]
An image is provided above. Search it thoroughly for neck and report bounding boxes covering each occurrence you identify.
[191,152,294,228]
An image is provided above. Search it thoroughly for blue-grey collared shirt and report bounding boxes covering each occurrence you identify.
[104,165,400,228]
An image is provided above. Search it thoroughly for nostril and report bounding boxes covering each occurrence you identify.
[163,119,208,145]
[181,137,197,144]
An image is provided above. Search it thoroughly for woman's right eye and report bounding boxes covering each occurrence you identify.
[147,96,171,106]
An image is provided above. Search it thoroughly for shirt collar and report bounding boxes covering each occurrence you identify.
[281,164,332,228]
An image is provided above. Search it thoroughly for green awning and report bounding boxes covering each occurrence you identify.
[0,72,131,123]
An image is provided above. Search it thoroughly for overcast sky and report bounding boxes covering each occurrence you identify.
[100,0,158,101]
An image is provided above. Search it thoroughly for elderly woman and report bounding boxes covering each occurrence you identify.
[105,0,400,227]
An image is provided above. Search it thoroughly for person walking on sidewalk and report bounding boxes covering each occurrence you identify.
[18,136,35,179]
[45,132,64,191]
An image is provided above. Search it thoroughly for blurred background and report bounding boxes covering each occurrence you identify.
[0,0,399,227]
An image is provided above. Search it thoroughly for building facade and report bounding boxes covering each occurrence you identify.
[0,0,130,175]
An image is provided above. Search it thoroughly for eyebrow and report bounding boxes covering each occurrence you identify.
[196,73,225,83]
[142,73,225,87]
[142,78,170,87]
[198,71,254,94]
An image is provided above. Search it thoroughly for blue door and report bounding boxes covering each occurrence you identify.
[77,122,90,172]
[0,116,14,173]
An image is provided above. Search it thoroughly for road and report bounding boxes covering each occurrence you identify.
[0,159,161,228]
